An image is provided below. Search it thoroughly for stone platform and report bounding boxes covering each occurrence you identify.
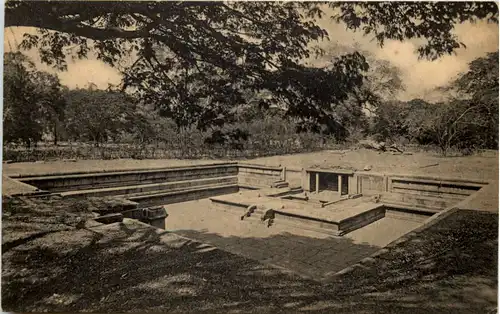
[210,189,385,235]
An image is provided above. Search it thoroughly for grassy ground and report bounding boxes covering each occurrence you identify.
[2,196,497,313]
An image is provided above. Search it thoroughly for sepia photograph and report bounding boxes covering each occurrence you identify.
[2,1,499,312]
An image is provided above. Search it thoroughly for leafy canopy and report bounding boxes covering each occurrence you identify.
[63,87,140,145]
[3,52,66,146]
[5,1,498,130]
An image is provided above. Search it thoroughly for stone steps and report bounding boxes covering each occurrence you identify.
[19,164,238,192]
[388,188,467,200]
[210,195,386,236]
[380,192,458,211]
[129,184,239,208]
[272,180,289,189]
[60,176,238,198]
[238,176,282,188]
[390,178,481,197]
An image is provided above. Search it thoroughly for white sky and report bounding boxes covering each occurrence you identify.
[3,13,499,102]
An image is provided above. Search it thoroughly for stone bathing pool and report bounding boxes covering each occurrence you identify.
[7,162,488,281]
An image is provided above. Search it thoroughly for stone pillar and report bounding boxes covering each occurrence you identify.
[348,174,358,195]
[387,176,393,192]
[301,168,309,191]
[315,172,320,194]
[282,166,287,181]
[338,174,343,196]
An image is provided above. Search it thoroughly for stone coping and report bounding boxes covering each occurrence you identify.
[306,168,355,175]
[6,160,492,188]
[238,163,283,171]
[8,161,239,179]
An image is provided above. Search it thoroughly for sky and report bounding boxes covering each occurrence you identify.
[3,10,499,102]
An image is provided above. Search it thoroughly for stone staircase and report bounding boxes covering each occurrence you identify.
[271,180,289,189]
[60,176,238,198]
[380,191,465,214]
[25,164,242,208]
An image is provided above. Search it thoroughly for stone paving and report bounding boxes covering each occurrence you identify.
[165,197,422,281]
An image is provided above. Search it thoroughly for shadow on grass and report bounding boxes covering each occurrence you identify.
[2,203,498,313]
[3,221,329,313]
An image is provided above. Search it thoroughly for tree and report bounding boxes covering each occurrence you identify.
[63,87,138,146]
[320,44,405,105]
[31,71,67,145]
[421,51,500,155]
[3,52,66,147]
[451,51,499,149]
[422,99,491,156]
[316,44,406,140]
[371,100,411,142]
[331,2,498,60]
[403,99,440,145]
[6,1,497,131]
[4,53,43,147]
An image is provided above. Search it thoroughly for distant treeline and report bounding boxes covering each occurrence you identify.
[3,51,498,162]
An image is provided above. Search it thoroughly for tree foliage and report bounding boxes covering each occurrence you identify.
[3,52,66,147]
[371,49,498,155]
[452,51,499,148]
[63,87,139,146]
[5,1,498,132]
[331,2,498,60]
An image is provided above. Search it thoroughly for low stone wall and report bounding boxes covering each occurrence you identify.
[282,167,303,188]
[17,163,239,192]
[61,176,238,198]
[356,173,387,196]
[237,163,282,188]
[130,185,239,207]
[354,172,486,211]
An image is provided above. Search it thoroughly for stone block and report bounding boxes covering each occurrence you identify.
[95,213,124,224]
[139,206,168,229]
[89,197,138,215]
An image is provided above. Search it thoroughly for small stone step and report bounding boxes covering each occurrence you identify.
[61,176,237,198]
[271,180,289,188]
